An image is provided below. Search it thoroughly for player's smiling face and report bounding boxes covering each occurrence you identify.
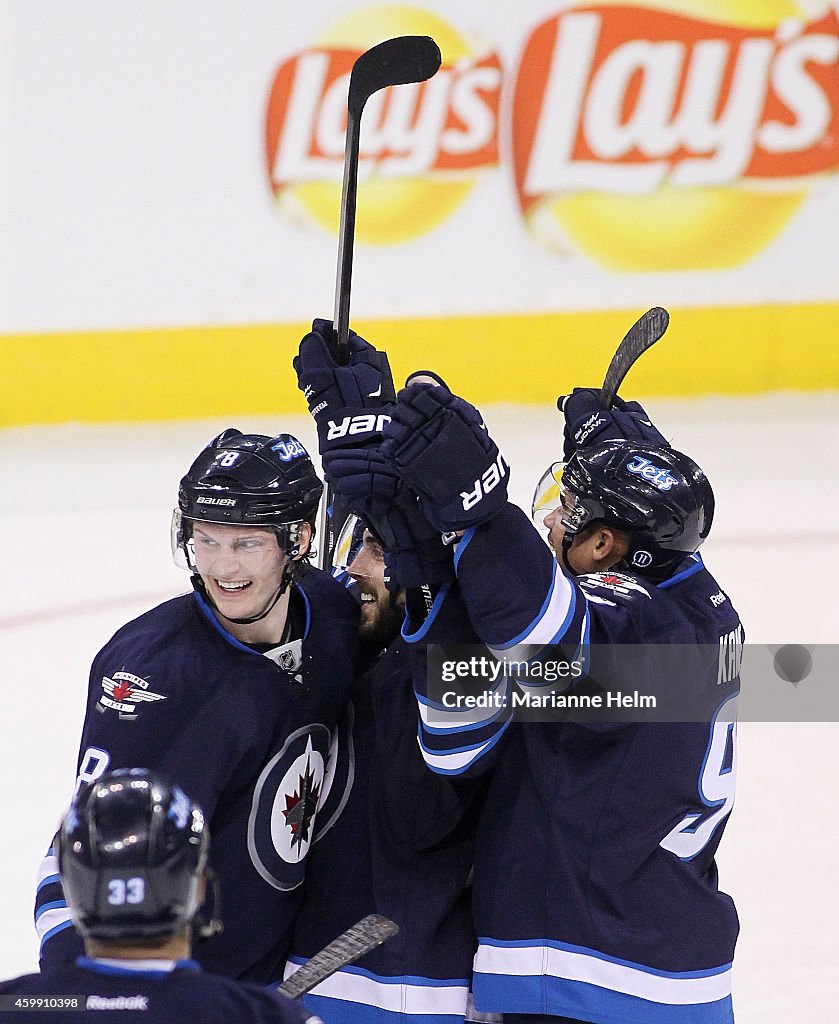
[347,530,403,649]
[191,522,288,620]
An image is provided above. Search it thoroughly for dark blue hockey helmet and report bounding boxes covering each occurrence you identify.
[172,429,323,569]
[552,439,714,580]
[59,769,212,942]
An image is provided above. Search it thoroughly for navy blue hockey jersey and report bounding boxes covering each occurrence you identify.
[285,638,487,1024]
[36,568,358,984]
[0,957,319,1023]
[411,504,743,1024]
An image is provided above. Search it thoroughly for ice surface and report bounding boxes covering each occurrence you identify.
[1,394,837,1018]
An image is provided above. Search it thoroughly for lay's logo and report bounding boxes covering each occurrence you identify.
[512,2,839,270]
[264,6,501,244]
[263,2,839,270]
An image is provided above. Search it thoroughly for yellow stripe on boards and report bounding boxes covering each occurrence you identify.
[1,302,837,427]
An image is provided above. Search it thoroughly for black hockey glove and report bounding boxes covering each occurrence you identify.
[560,387,669,462]
[322,448,454,591]
[382,381,509,532]
[293,318,396,453]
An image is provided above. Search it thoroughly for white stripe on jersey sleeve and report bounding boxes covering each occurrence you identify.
[489,561,577,652]
[35,905,74,945]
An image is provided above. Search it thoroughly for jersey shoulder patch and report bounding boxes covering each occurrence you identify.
[579,570,654,604]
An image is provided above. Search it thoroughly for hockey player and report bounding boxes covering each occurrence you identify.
[375,380,743,1024]
[6,769,319,1023]
[284,323,488,1024]
[36,430,359,984]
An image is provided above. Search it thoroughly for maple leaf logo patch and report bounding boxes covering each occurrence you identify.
[97,671,167,721]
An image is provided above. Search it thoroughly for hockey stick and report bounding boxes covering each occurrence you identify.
[277,914,399,999]
[599,306,669,409]
[333,35,442,362]
[317,35,442,570]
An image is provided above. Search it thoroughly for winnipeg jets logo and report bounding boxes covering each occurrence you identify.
[97,672,167,721]
[625,455,678,491]
[282,751,322,854]
[248,725,331,889]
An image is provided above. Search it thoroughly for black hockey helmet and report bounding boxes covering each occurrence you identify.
[547,439,714,580]
[172,429,323,569]
[59,769,211,942]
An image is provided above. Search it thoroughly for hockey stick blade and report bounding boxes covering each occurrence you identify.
[277,914,399,999]
[599,306,669,409]
[348,36,442,117]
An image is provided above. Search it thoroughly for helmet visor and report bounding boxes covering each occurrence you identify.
[532,462,592,539]
[531,462,566,523]
[331,514,366,574]
[170,509,194,572]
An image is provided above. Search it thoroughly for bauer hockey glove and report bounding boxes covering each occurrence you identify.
[382,380,509,533]
[560,387,669,462]
[293,318,396,453]
[322,448,454,591]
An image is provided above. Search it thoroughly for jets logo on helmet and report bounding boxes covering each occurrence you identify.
[626,455,678,492]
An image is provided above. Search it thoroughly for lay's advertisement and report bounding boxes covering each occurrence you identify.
[1,0,837,425]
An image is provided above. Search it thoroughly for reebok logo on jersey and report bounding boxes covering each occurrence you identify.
[460,452,508,510]
[97,671,167,721]
[710,591,727,607]
[86,995,148,1011]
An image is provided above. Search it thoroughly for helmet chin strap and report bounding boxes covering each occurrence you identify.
[560,532,578,576]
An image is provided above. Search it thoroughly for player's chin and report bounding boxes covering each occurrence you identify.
[358,600,379,629]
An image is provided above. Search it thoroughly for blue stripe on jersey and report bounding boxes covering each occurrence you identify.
[76,956,201,979]
[415,677,509,734]
[474,972,733,1024]
[297,582,312,638]
[401,582,453,644]
[193,592,258,653]
[39,919,74,950]
[36,873,60,894]
[452,528,476,570]
[474,936,733,1023]
[417,700,508,736]
[300,995,466,1024]
[658,554,704,590]
[480,937,732,979]
[418,717,512,776]
[487,562,576,650]
[286,958,470,988]
[286,958,470,1024]
[35,900,67,922]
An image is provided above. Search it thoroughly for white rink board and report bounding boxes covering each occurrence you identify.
[2,0,839,333]
[0,394,838,1020]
